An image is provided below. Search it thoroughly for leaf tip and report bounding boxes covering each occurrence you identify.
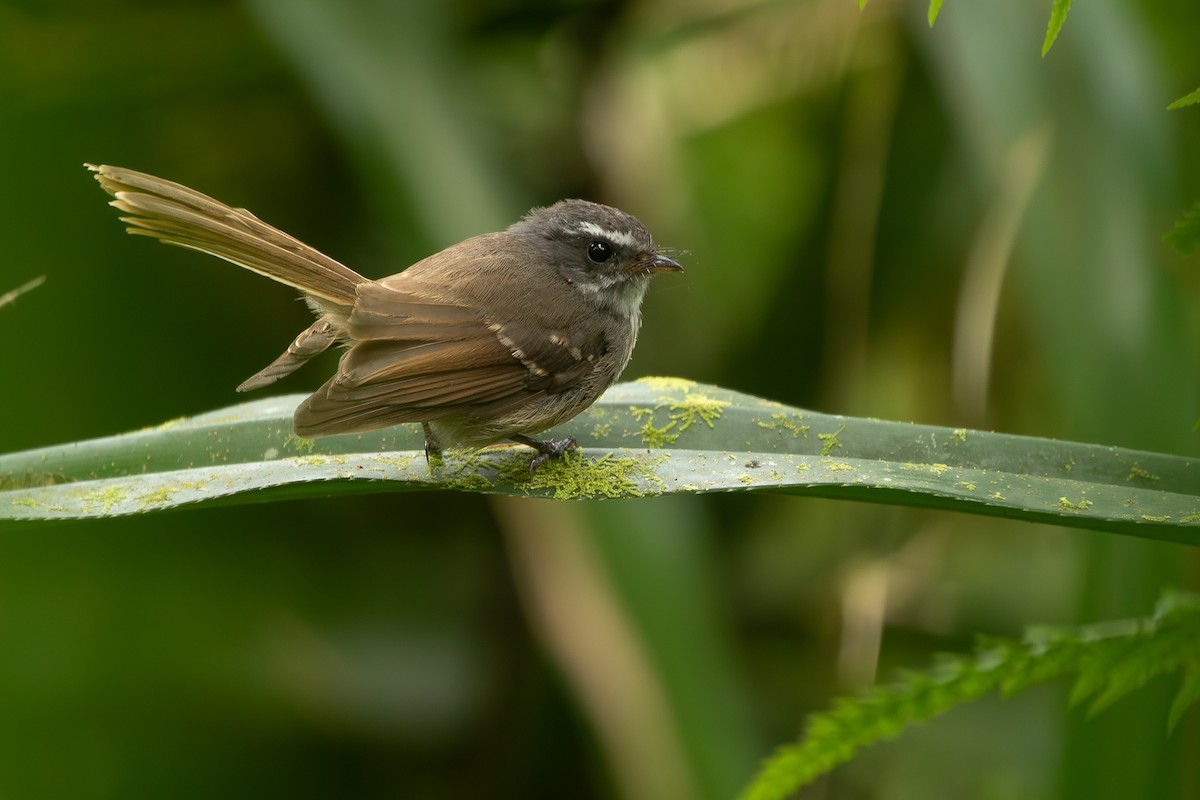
[1041,0,1072,57]
[928,0,943,27]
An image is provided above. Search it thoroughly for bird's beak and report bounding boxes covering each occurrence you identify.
[646,253,683,273]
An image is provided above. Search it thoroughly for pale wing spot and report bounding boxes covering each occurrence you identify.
[547,330,585,362]
[491,321,546,376]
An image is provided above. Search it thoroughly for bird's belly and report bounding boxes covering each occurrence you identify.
[427,367,618,449]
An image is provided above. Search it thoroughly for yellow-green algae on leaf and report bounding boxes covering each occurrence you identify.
[639,419,681,448]
[628,381,731,449]
[135,478,213,510]
[81,486,130,515]
[427,449,502,491]
[10,497,46,508]
[284,434,316,454]
[629,405,656,422]
[818,422,847,456]
[1059,496,1092,512]
[633,376,697,393]
[498,450,668,500]
[756,412,810,438]
[1127,464,1160,483]
[670,395,728,432]
[293,454,345,468]
[901,462,951,477]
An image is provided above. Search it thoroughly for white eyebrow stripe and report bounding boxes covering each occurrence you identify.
[574,221,641,250]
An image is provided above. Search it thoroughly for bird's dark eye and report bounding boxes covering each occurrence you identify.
[587,240,614,263]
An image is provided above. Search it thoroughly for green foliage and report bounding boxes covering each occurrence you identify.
[895,0,1072,51]
[739,592,1200,800]
[928,0,945,27]
[2,1,1198,797]
[1163,201,1200,255]
[1042,0,1073,55]
[1164,89,1200,256]
[1168,87,1200,110]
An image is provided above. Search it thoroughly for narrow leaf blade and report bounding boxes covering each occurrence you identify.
[928,0,945,27]
[2,379,1197,546]
[1042,0,1073,56]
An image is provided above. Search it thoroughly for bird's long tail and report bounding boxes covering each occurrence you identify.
[88,164,363,309]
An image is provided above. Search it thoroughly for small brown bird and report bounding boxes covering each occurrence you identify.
[88,165,681,471]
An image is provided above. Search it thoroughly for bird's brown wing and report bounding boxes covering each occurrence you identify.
[292,281,606,437]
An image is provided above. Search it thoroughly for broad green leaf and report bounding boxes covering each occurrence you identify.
[1,378,1197,543]
[1164,201,1200,255]
[1042,0,1073,56]
[1168,87,1200,110]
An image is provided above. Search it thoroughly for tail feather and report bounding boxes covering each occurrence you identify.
[88,164,363,308]
[236,319,339,392]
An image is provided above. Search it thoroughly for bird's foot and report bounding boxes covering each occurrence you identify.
[511,434,579,476]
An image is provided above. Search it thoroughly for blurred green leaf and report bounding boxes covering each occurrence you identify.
[929,0,945,26]
[1168,87,1200,110]
[1042,0,1073,56]
[0,276,45,311]
[244,0,520,243]
[1169,662,1200,733]
[2,379,1196,543]
[1164,201,1200,255]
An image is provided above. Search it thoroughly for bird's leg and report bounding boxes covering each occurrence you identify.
[511,434,579,476]
[422,423,445,470]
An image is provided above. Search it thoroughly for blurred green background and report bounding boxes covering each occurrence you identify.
[2,0,1199,797]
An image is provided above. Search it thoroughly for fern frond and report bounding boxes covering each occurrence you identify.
[1164,201,1200,255]
[1168,87,1200,110]
[738,592,1200,800]
[1042,0,1073,56]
